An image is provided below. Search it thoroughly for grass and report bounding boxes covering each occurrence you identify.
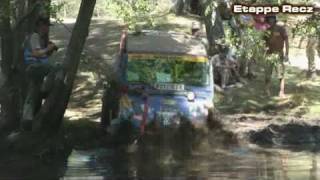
[216,65,320,119]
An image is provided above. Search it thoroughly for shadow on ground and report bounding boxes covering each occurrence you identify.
[49,18,123,121]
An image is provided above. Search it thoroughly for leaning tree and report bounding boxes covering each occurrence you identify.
[199,0,227,55]
[0,0,96,141]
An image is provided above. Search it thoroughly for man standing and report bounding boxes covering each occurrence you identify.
[305,10,320,79]
[22,18,58,130]
[265,15,289,98]
[306,35,318,79]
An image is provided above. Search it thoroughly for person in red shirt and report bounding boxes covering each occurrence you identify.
[264,15,289,98]
[253,14,270,31]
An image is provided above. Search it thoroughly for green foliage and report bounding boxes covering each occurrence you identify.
[202,0,217,17]
[223,23,282,69]
[265,53,281,67]
[224,26,267,63]
[105,0,156,30]
[58,0,81,18]
[0,0,10,20]
[51,0,109,18]
[234,0,313,4]
[293,13,320,37]
[240,28,267,62]
[49,1,66,21]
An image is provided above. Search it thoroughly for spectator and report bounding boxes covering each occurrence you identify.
[264,15,289,98]
[253,14,270,31]
[22,17,59,130]
[212,41,240,89]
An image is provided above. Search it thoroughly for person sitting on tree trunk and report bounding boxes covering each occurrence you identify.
[264,15,289,98]
[22,17,59,131]
[24,18,58,64]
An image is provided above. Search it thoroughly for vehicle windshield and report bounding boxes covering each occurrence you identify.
[126,54,209,86]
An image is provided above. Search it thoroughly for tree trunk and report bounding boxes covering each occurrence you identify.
[1,0,96,138]
[33,0,96,135]
[190,0,201,15]
[175,0,185,15]
[1,0,96,137]
[0,0,21,133]
[200,1,225,56]
[0,0,13,77]
[0,0,47,134]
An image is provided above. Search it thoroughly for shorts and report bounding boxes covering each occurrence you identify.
[276,60,285,79]
[265,54,285,82]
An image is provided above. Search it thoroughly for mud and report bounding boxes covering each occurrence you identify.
[249,122,320,150]
[207,115,238,148]
[4,116,320,179]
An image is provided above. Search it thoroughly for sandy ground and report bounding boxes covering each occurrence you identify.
[289,41,320,70]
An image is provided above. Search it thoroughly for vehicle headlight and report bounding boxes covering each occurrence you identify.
[187,92,196,101]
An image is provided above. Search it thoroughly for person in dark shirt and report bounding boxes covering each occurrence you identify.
[265,15,289,98]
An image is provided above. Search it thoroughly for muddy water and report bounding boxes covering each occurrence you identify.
[0,145,319,179]
[1,137,320,179]
[59,144,320,180]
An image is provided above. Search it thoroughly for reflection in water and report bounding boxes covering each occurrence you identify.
[61,145,320,180]
[1,144,320,179]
